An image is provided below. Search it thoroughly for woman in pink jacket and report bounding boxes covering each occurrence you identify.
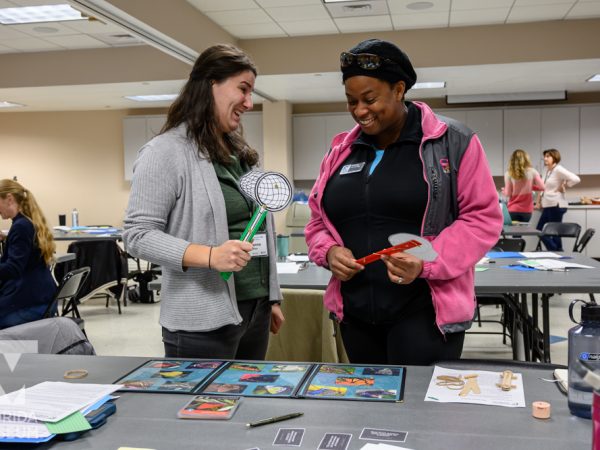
[503,149,545,223]
[304,39,503,365]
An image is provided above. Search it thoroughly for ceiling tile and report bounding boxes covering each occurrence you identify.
[451,0,513,9]
[10,21,80,37]
[256,0,321,7]
[205,9,272,26]
[186,0,259,12]
[387,0,450,15]
[44,33,108,49]
[61,18,128,34]
[567,1,600,18]
[450,8,509,26]
[2,36,61,51]
[335,15,393,32]
[391,12,448,29]
[90,32,143,46]
[0,42,14,53]
[0,24,28,38]
[222,22,286,38]
[507,3,572,22]
[265,5,330,22]
[513,0,575,5]
[278,18,338,36]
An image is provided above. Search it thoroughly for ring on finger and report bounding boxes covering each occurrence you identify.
[396,276,404,284]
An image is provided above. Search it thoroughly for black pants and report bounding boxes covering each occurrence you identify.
[340,302,465,366]
[162,297,271,360]
[537,206,567,251]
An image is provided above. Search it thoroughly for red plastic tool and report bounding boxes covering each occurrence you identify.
[355,239,422,265]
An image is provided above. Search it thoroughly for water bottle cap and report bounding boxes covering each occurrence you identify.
[581,302,600,322]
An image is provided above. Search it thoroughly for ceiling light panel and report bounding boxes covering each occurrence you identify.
[587,74,600,82]
[0,4,83,25]
[0,101,25,108]
[125,94,178,102]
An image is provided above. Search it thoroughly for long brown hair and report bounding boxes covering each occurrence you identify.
[508,149,532,180]
[0,179,55,266]
[162,44,259,166]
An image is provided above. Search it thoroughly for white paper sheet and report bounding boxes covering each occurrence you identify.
[0,382,121,422]
[276,262,301,274]
[425,366,525,407]
[519,252,562,258]
[518,259,594,271]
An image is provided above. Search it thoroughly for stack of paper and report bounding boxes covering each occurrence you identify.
[0,382,121,443]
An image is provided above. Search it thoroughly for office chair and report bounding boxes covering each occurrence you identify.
[574,228,596,253]
[55,240,128,314]
[470,238,526,346]
[536,222,581,251]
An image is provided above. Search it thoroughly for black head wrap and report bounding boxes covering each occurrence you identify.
[341,39,417,91]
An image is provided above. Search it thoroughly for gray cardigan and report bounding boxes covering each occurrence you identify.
[123,124,282,332]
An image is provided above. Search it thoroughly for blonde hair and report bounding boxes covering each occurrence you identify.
[508,149,532,180]
[0,179,55,266]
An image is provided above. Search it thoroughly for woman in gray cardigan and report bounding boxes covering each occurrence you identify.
[123,44,284,359]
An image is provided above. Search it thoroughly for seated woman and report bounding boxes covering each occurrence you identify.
[0,179,57,329]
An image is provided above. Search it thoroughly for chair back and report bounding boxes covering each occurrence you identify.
[574,228,596,253]
[538,222,582,251]
[56,240,128,299]
[44,266,90,318]
[492,238,526,252]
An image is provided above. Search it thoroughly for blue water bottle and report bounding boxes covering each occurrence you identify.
[568,299,600,418]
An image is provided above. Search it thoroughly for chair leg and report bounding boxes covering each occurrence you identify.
[476,304,482,327]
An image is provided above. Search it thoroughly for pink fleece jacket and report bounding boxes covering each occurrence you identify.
[305,101,503,334]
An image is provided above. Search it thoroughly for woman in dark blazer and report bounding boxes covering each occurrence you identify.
[0,179,56,329]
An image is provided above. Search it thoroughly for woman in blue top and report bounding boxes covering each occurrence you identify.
[0,179,56,329]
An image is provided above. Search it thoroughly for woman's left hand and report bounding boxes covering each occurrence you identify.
[270,303,285,334]
[381,252,424,285]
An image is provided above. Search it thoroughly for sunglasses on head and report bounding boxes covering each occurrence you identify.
[340,52,394,70]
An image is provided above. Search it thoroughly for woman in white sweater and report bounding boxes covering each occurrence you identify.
[536,148,581,251]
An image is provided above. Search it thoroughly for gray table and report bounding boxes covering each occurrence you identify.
[280,254,600,363]
[0,354,590,449]
[150,255,600,362]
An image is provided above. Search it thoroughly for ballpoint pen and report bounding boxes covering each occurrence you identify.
[246,412,303,428]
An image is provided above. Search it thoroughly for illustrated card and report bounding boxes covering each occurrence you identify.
[200,361,312,398]
[177,395,242,420]
[299,364,405,402]
[273,428,304,447]
[318,433,352,450]
[114,359,224,394]
[359,428,407,443]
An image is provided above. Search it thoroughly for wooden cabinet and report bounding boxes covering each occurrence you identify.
[293,113,354,180]
[585,209,600,258]
[123,113,263,180]
[580,106,600,175]
[123,115,166,181]
[466,109,503,176]
[504,109,542,173]
[541,107,579,173]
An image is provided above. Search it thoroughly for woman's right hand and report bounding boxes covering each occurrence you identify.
[210,240,253,272]
[326,245,364,282]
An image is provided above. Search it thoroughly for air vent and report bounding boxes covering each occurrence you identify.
[324,0,388,18]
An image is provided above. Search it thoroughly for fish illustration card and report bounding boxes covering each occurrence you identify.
[114,359,224,394]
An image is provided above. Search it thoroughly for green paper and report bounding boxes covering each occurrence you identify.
[45,411,92,434]
[475,267,489,272]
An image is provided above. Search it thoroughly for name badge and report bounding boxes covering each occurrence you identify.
[340,162,365,175]
[249,232,268,257]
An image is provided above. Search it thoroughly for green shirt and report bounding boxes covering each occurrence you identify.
[213,156,269,301]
